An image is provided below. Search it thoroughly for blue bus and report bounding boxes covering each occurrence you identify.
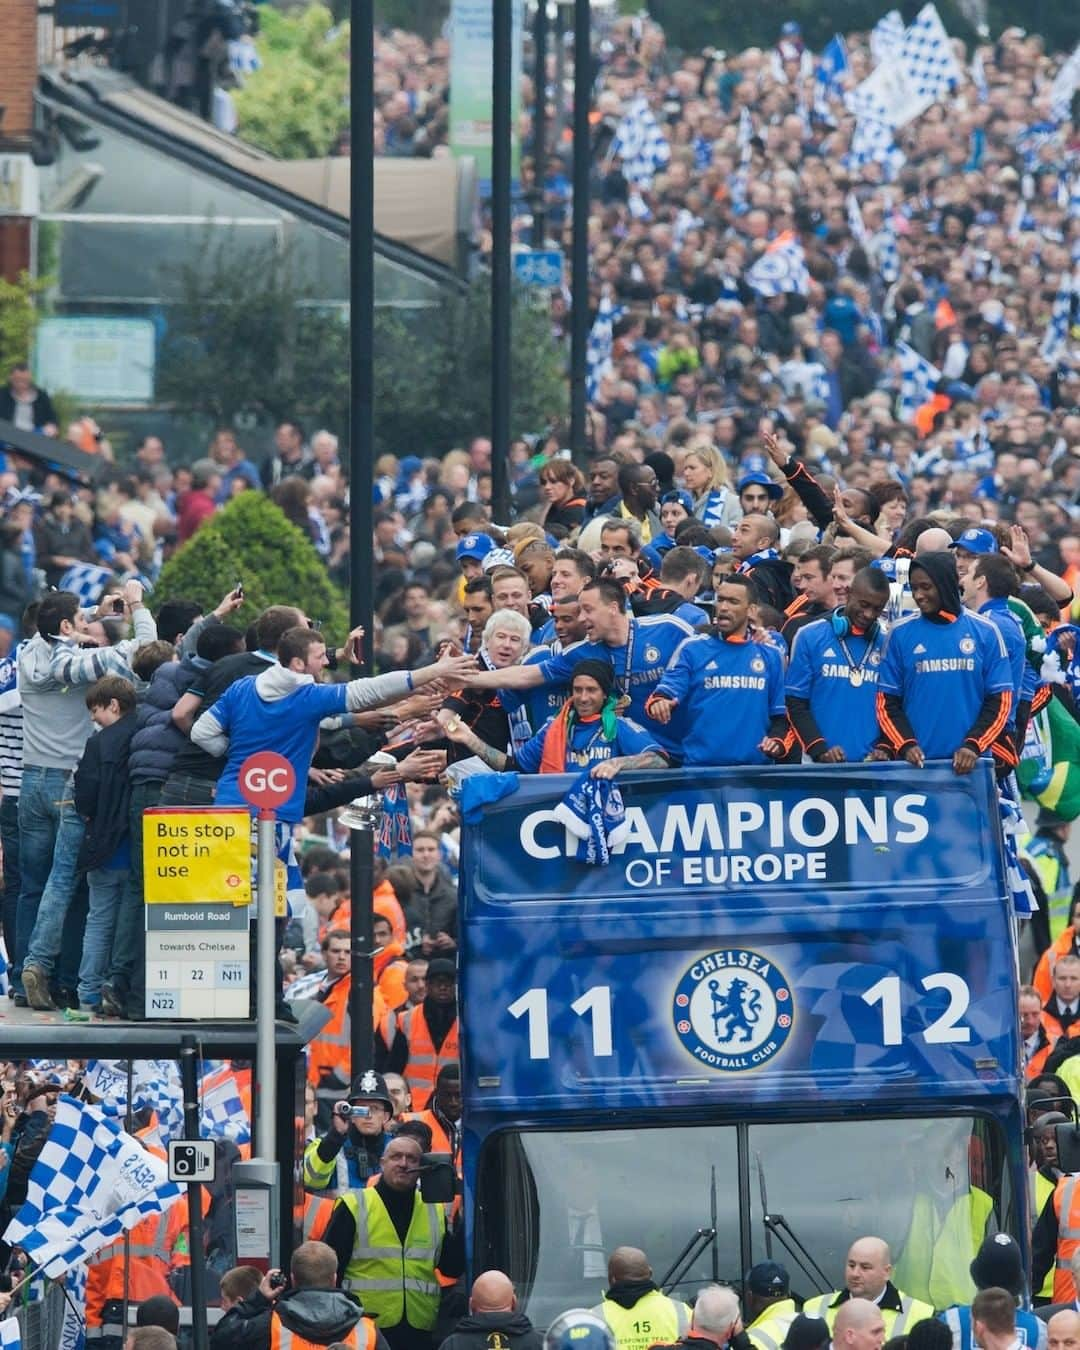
[458,762,1025,1323]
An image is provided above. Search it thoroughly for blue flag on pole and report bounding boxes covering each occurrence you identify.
[2,1096,180,1279]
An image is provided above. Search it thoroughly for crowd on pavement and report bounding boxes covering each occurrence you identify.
[0,7,1078,1349]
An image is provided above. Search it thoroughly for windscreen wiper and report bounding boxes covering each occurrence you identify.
[660,1166,720,1293]
[755,1154,833,1292]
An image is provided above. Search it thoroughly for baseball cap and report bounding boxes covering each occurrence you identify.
[456,532,495,563]
[746,1261,790,1296]
[782,1316,829,1350]
[661,489,694,513]
[482,547,517,573]
[948,527,997,555]
[737,471,784,501]
[349,1069,393,1109]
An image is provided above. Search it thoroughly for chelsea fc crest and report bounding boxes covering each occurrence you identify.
[672,948,793,1071]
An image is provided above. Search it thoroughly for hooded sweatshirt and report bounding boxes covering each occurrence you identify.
[877,551,1014,760]
[191,663,411,823]
[439,1309,544,1350]
[211,1284,389,1350]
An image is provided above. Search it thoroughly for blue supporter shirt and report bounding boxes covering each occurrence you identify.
[978,598,1029,718]
[786,617,887,760]
[208,676,349,822]
[877,611,1013,759]
[537,614,695,753]
[514,713,660,774]
[651,634,786,766]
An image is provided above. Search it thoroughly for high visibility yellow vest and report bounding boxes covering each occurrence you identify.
[1034,1170,1056,1301]
[592,1290,691,1350]
[746,1299,798,1350]
[802,1290,934,1336]
[340,1187,446,1330]
[893,1185,994,1309]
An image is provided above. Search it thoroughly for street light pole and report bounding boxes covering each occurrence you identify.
[349,0,375,1074]
[532,0,549,249]
[569,0,591,462]
[491,0,513,524]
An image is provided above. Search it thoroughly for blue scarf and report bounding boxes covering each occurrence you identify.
[377,781,413,858]
[552,772,629,867]
[737,548,780,574]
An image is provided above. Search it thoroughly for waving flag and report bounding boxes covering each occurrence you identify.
[747,235,810,297]
[900,4,962,102]
[871,11,905,66]
[878,205,901,283]
[814,35,849,123]
[85,1060,184,1145]
[585,291,622,401]
[1041,271,1076,363]
[1050,45,1080,124]
[846,192,868,246]
[200,1064,251,1145]
[2,1096,180,1279]
[608,96,671,187]
[58,563,113,607]
[897,342,941,423]
[0,1318,20,1348]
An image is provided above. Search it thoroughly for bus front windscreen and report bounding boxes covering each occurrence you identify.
[474,1115,1013,1326]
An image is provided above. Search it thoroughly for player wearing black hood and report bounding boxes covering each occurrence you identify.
[875,551,1015,772]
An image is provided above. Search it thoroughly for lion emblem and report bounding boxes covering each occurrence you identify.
[708,976,762,1044]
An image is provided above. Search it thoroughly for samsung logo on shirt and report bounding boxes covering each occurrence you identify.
[704,674,766,690]
[915,658,976,673]
[820,663,878,681]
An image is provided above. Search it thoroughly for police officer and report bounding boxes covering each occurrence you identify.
[546,1311,616,1350]
[591,1246,691,1350]
[303,1071,395,1194]
[939,1234,1048,1350]
[744,1262,797,1350]
[804,1237,933,1335]
[323,1133,464,1350]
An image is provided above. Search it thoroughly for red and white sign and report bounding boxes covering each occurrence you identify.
[238,752,296,811]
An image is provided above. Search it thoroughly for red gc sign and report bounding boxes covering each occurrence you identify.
[238,752,296,811]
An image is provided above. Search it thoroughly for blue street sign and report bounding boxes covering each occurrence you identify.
[513,249,565,289]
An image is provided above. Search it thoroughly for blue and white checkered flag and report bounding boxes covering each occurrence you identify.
[970,50,988,102]
[848,119,905,180]
[85,1060,185,1145]
[200,1065,251,1145]
[1050,44,1080,125]
[900,4,961,102]
[60,1263,87,1350]
[1041,270,1076,364]
[814,35,849,124]
[897,341,941,423]
[585,291,621,402]
[871,11,905,66]
[0,1317,19,1348]
[608,95,671,187]
[878,208,901,283]
[2,1095,181,1279]
[58,563,114,607]
[747,236,810,297]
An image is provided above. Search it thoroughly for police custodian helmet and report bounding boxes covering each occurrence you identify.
[545,1311,617,1350]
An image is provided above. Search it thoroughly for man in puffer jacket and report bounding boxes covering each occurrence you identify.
[101,621,244,1019]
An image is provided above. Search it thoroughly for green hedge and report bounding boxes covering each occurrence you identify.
[153,493,350,646]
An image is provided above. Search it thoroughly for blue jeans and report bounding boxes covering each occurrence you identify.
[0,794,21,992]
[17,765,86,977]
[79,867,129,1005]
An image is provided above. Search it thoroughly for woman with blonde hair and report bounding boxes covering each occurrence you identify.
[681,443,741,529]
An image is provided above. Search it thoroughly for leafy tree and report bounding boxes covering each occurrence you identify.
[0,272,52,375]
[158,233,566,456]
[153,492,350,645]
[232,5,350,159]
